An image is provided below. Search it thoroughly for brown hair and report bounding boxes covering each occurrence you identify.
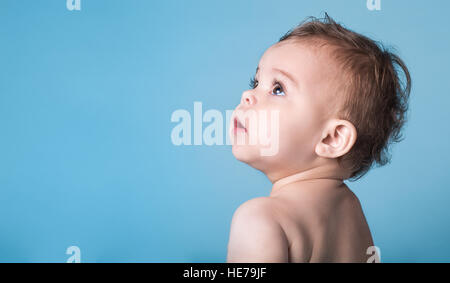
[279,13,411,180]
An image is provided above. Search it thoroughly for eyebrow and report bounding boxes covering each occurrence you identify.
[256,66,298,87]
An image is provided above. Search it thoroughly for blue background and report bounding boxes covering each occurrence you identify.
[0,0,449,262]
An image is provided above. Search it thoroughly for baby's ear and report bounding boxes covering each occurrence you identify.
[315,119,357,159]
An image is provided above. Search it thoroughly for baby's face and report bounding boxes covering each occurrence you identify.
[230,40,342,180]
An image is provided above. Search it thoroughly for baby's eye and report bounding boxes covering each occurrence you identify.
[249,77,258,89]
[271,82,285,96]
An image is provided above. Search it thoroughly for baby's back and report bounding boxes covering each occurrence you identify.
[270,180,374,262]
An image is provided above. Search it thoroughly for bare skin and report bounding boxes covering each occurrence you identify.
[226,39,374,263]
[226,163,374,263]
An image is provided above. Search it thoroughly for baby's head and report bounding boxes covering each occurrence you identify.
[230,14,411,182]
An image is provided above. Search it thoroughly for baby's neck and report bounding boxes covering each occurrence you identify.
[270,161,347,196]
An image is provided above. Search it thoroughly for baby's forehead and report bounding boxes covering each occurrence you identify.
[261,40,342,88]
[259,40,337,76]
[258,40,338,84]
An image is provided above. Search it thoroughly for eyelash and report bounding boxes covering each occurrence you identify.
[249,76,286,96]
[249,77,258,89]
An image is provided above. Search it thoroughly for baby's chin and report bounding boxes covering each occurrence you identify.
[231,144,278,172]
[231,144,261,164]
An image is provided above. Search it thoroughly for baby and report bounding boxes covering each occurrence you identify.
[226,14,411,263]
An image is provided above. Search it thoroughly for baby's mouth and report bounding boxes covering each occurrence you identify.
[233,117,247,134]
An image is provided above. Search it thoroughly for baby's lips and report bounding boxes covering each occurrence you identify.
[232,109,247,128]
[233,112,248,131]
[229,112,248,139]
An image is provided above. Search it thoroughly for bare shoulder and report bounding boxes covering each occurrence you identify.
[232,196,279,219]
[226,197,289,263]
[230,197,292,230]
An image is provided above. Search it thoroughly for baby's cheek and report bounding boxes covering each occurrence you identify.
[282,114,312,145]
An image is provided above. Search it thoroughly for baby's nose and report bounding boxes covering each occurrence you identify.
[241,90,257,106]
